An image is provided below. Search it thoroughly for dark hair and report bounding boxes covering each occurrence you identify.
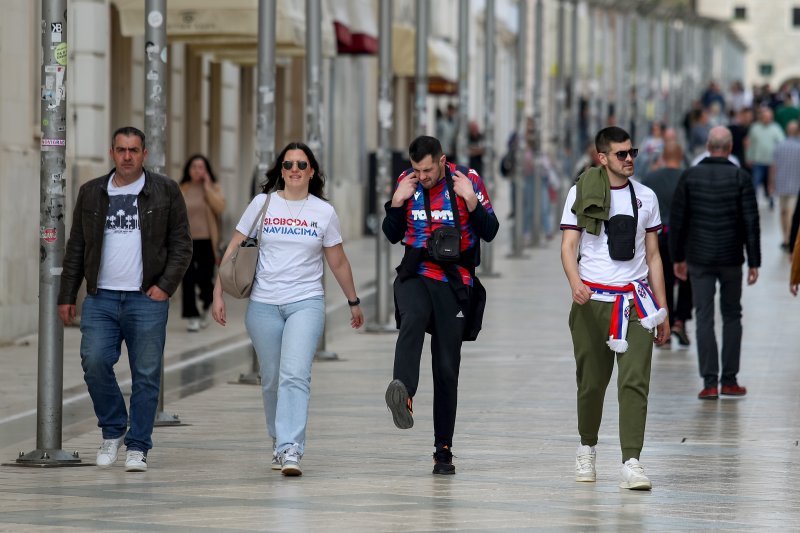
[595,126,630,154]
[112,126,146,148]
[261,142,326,200]
[180,154,217,184]
[408,135,443,163]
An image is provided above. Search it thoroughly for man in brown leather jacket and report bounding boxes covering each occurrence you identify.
[57,126,192,472]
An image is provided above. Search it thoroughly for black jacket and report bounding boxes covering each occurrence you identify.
[669,157,760,268]
[58,169,193,304]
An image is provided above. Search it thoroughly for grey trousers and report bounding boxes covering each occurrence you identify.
[688,263,743,388]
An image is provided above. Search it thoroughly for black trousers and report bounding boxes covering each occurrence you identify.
[181,239,215,319]
[659,232,693,325]
[393,276,465,449]
[688,263,743,388]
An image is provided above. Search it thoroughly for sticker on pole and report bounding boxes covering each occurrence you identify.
[41,138,65,147]
[148,11,164,28]
[55,43,67,65]
[41,227,57,243]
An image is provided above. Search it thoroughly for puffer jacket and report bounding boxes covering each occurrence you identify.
[58,169,193,304]
[669,157,760,268]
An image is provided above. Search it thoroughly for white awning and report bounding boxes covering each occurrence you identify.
[331,0,378,54]
[392,24,457,82]
[112,0,337,61]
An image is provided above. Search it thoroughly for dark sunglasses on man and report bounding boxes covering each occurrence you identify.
[606,148,639,161]
[282,160,309,170]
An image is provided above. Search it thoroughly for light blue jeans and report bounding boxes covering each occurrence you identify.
[245,296,325,455]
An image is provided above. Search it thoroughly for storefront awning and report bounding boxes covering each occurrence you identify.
[331,0,378,54]
[392,24,457,83]
[112,0,337,62]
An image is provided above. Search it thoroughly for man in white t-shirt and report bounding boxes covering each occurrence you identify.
[58,126,192,472]
[560,126,669,491]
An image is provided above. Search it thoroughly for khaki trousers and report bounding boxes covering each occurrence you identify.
[569,299,654,462]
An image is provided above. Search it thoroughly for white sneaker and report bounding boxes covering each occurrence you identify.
[620,458,651,490]
[186,318,201,332]
[575,445,596,482]
[199,310,209,329]
[125,450,148,472]
[280,444,302,476]
[271,438,281,471]
[95,436,124,468]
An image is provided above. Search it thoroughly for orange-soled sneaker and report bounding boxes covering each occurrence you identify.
[698,386,719,400]
[720,384,747,396]
[385,379,414,429]
[432,446,455,475]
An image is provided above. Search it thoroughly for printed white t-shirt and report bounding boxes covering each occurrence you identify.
[560,179,662,287]
[97,173,145,291]
[236,192,343,305]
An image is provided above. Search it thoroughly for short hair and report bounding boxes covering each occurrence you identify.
[707,126,732,152]
[409,135,443,163]
[595,126,630,154]
[112,126,146,148]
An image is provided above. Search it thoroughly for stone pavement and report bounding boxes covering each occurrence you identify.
[1,196,799,531]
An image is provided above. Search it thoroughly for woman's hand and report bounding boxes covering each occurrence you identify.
[349,305,364,329]
[211,293,226,326]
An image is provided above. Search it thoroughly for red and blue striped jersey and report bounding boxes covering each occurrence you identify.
[396,161,494,285]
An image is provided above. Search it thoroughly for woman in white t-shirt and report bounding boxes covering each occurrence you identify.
[211,142,363,476]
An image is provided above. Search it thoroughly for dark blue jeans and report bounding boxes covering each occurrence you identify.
[80,289,169,453]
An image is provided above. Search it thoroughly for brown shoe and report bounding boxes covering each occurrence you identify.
[698,386,719,400]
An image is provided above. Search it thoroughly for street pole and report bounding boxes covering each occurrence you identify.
[479,0,499,277]
[306,0,337,361]
[414,0,429,136]
[530,0,544,248]
[13,0,82,467]
[366,0,396,333]
[237,0,278,384]
[456,0,469,168]
[508,0,527,258]
[143,0,182,426]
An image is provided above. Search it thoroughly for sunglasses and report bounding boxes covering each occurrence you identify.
[606,148,639,161]
[282,160,309,171]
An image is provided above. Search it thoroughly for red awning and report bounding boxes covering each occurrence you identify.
[331,0,378,55]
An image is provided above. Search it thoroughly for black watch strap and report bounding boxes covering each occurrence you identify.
[347,297,360,307]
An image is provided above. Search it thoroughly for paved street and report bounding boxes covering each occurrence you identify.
[1,196,799,531]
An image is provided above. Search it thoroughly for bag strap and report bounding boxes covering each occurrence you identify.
[628,180,638,224]
[422,166,461,232]
[246,193,271,245]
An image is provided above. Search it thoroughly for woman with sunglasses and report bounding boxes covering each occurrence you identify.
[211,142,364,476]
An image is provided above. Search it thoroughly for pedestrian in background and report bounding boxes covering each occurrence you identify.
[746,106,785,209]
[58,126,192,472]
[670,126,761,400]
[560,126,668,491]
[769,120,800,252]
[382,135,499,475]
[211,142,363,477]
[642,140,693,348]
[179,154,225,331]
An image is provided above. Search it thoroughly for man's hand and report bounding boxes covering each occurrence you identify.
[58,304,76,326]
[673,261,688,281]
[570,280,593,305]
[653,319,670,346]
[146,285,169,301]
[390,174,419,207]
[747,267,759,285]
[452,170,478,211]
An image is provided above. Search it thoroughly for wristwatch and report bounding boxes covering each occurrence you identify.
[347,297,360,307]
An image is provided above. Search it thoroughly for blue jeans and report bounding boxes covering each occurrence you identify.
[80,289,169,453]
[245,296,325,455]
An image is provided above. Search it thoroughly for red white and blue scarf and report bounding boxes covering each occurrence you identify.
[583,279,666,353]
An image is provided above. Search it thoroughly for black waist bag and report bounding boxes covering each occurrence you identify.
[605,181,638,262]
[427,226,461,262]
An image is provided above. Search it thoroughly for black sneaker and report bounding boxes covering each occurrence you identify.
[385,379,414,429]
[432,446,455,475]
